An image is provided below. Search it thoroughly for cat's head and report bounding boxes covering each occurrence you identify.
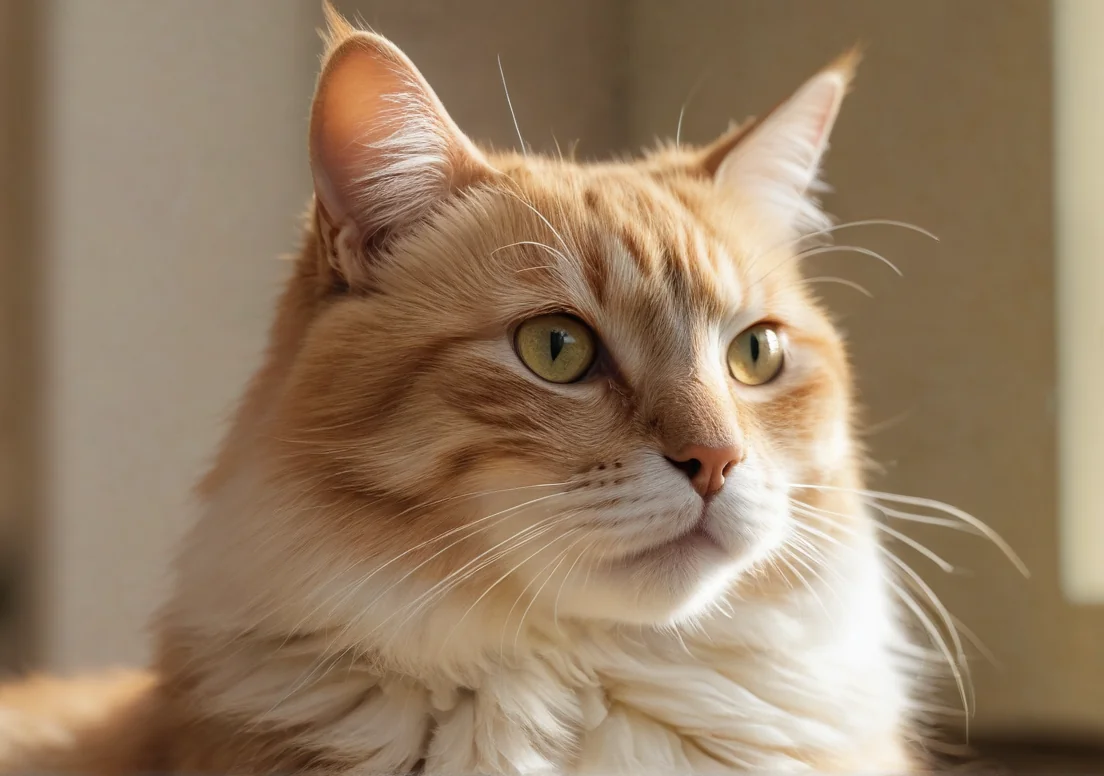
[206,9,864,642]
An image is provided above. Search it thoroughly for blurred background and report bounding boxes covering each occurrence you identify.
[1,0,1101,769]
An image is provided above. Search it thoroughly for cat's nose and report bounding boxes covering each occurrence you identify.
[665,444,744,498]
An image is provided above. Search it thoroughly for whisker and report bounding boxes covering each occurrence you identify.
[778,550,832,624]
[872,503,980,534]
[510,531,590,653]
[553,530,590,634]
[492,240,573,265]
[310,486,572,629]
[790,483,1028,577]
[808,218,940,245]
[749,243,903,294]
[876,522,956,573]
[353,514,584,668]
[756,218,940,266]
[441,525,583,653]
[268,509,574,710]
[886,576,971,726]
[282,493,578,693]
[368,509,578,640]
[675,67,712,147]
[794,497,958,575]
[797,244,903,275]
[498,55,526,155]
[501,190,577,262]
[950,612,1001,670]
[884,550,973,711]
[802,275,873,298]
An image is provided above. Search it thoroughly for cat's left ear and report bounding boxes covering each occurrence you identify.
[702,50,858,236]
[309,3,497,281]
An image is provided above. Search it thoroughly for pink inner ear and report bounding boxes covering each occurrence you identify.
[310,43,418,226]
[308,34,493,237]
[797,74,847,159]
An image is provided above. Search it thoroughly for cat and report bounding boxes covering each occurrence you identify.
[0,3,976,772]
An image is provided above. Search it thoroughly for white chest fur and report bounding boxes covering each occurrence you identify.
[174,518,913,775]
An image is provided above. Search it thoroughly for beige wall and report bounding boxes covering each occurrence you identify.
[38,0,320,669]
[342,0,628,157]
[631,0,1102,736]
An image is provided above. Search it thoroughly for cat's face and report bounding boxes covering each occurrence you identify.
[253,19,859,631]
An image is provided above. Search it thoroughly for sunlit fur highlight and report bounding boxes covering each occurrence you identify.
[0,8,964,775]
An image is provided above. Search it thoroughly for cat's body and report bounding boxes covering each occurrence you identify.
[0,6,938,773]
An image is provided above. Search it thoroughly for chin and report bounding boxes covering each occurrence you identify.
[554,511,787,627]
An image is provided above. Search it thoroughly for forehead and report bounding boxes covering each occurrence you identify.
[499,164,781,338]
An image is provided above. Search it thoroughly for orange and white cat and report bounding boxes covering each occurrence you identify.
[0,5,943,773]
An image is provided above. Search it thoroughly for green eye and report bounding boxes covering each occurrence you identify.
[514,314,597,384]
[728,324,784,385]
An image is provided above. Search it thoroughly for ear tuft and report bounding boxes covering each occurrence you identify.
[320,1,358,56]
[826,45,863,89]
[708,50,859,237]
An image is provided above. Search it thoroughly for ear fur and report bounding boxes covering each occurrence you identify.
[310,2,496,281]
[704,49,859,237]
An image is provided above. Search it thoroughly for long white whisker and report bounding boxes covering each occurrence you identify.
[511,531,590,653]
[250,483,568,647]
[373,514,585,664]
[675,68,712,147]
[802,275,873,297]
[553,537,589,634]
[498,55,526,155]
[492,240,573,265]
[377,511,578,641]
[793,498,958,574]
[797,244,903,275]
[269,510,572,712]
[778,550,832,624]
[791,483,1028,577]
[441,526,580,653]
[950,612,1001,670]
[501,190,576,261]
[755,218,940,267]
[886,577,971,726]
[883,549,972,710]
[872,503,979,534]
[876,522,956,573]
[315,487,572,628]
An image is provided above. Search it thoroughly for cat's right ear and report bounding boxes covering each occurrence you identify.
[310,4,496,280]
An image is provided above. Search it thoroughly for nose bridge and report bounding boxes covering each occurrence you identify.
[646,361,741,453]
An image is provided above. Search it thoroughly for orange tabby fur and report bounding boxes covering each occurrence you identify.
[0,5,929,773]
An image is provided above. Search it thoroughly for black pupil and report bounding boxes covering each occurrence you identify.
[749,333,760,362]
[550,329,569,361]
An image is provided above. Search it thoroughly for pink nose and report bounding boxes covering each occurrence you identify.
[666,444,744,498]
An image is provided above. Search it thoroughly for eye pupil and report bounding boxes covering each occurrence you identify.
[749,334,760,362]
[550,330,566,361]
